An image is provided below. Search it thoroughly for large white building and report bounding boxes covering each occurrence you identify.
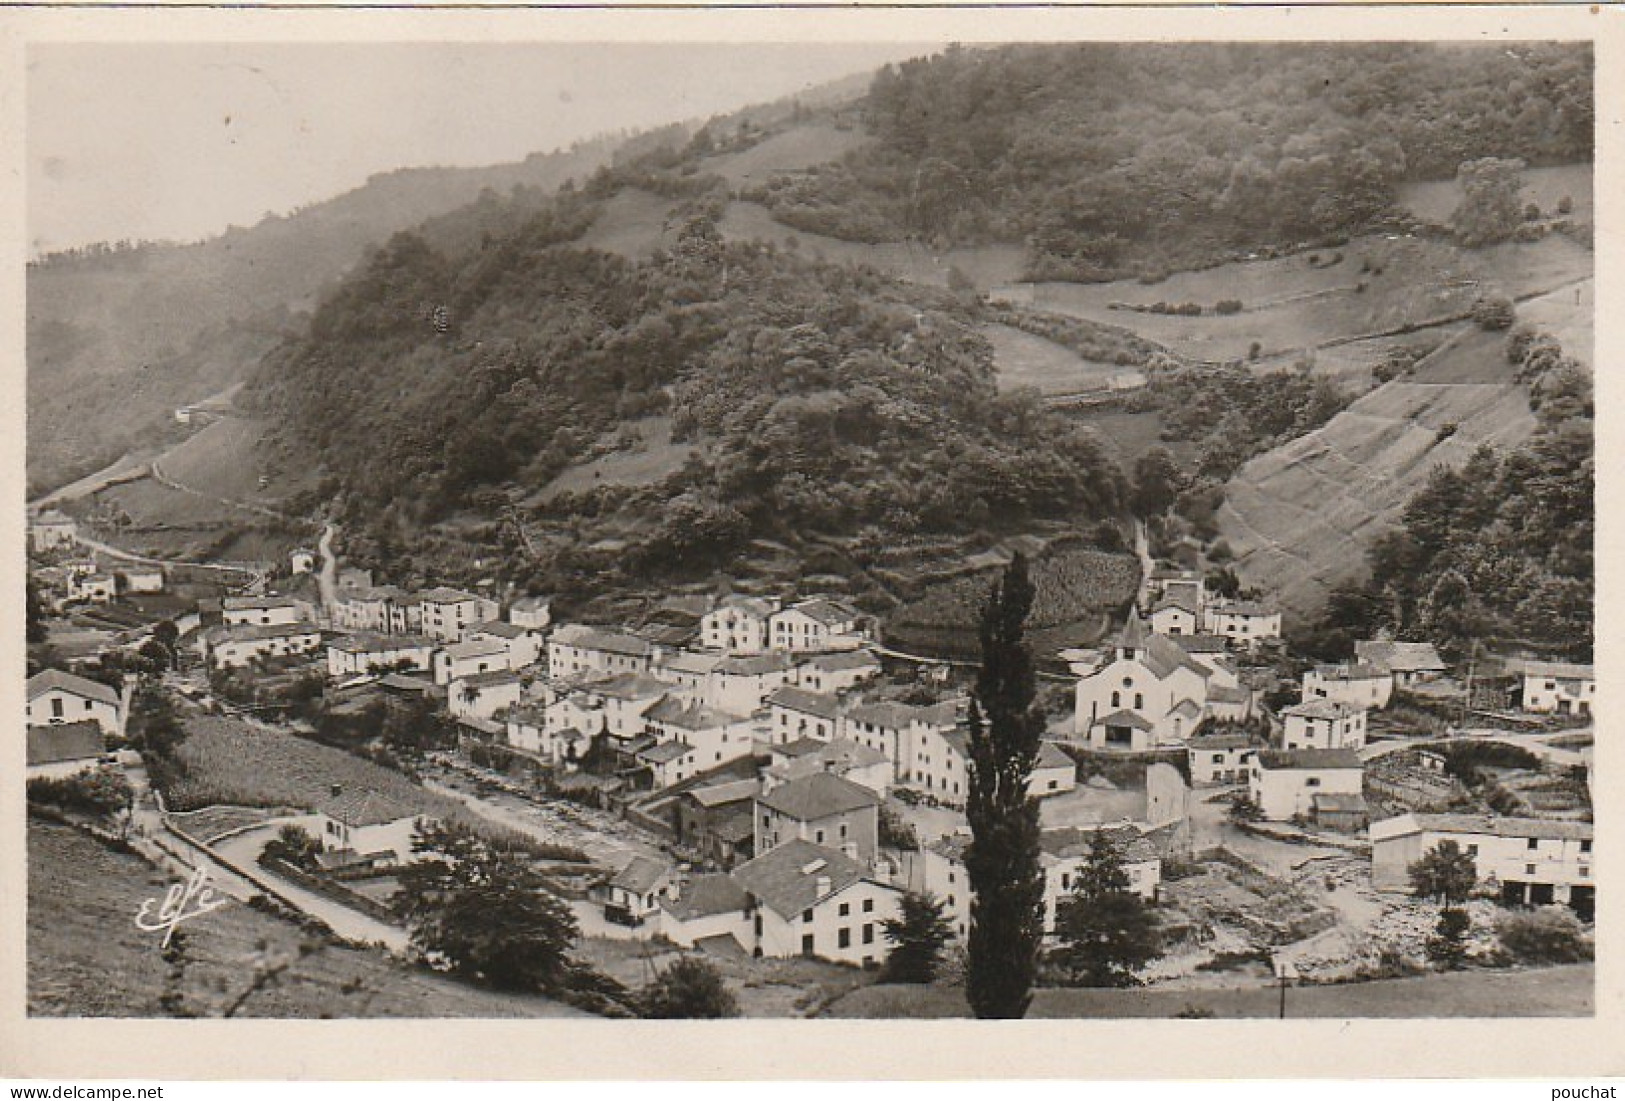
[1248,748,1364,821]
[1075,612,1212,749]
[729,839,903,965]
[1370,813,1593,917]
[768,598,868,654]
[1513,660,1594,717]
[1281,699,1369,751]
[700,595,779,655]
[26,669,123,738]
[1303,662,1394,710]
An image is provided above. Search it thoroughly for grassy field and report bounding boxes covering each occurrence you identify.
[578,187,682,260]
[1061,408,1201,473]
[825,964,1593,1018]
[983,323,1125,395]
[1218,378,1539,617]
[534,417,699,503]
[1398,164,1594,225]
[1516,278,1593,367]
[1024,232,1590,364]
[709,124,870,187]
[28,816,582,1018]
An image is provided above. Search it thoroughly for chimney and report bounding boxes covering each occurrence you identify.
[814,875,831,898]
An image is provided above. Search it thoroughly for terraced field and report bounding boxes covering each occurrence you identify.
[1218,378,1539,617]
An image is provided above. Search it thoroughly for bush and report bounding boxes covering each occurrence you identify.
[1214,299,1243,315]
[27,764,132,821]
[1496,906,1593,964]
[639,957,740,1018]
[1523,202,1542,222]
[1471,293,1516,331]
[1557,195,1574,215]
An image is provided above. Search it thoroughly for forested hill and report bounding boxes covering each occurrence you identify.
[750,42,1591,279]
[242,184,1127,593]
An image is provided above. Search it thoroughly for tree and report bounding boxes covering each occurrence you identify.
[1050,831,1163,987]
[1427,906,1472,970]
[392,822,579,994]
[1131,446,1183,518]
[26,576,48,644]
[129,685,186,758]
[1471,292,1516,332]
[880,891,955,984]
[1450,157,1526,247]
[963,554,1047,1019]
[1496,906,1592,964]
[639,956,739,1018]
[1408,840,1477,912]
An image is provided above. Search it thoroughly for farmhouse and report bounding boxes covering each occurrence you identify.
[1186,731,1263,787]
[673,779,760,868]
[764,686,843,746]
[70,573,117,604]
[1249,748,1364,821]
[730,839,903,965]
[1075,612,1211,749]
[658,873,753,949]
[507,594,552,630]
[1355,640,1448,687]
[592,855,673,928]
[1281,699,1369,751]
[1204,600,1282,648]
[203,622,323,670]
[702,652,797,715]
[418,587,500,643]
[1512,660,1594,717]
[1303,662,1394,710]
[700,595,779,654]
[448,670,524,722]
[464,619,546,670]
[29,509,78,553]
[325,633,436,679]
[1150,591,1201,637]
[765,738,892,797]
[26,722,112,780]
[755,772,880,863]
[433,638,512,686]
[308,787,431,866]
[26,668,124,737]
[222,595,310,628]
[1370,813,1593,918]
[117,566,166,594]
[1031,741,1080,799]
[643,698,756,779]
[792,649,882,695]
[768,598,868,653]
[547,624,656,680]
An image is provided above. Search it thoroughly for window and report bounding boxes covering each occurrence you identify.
[1111,692,1121,708]
[1466,844,1479,856]
[815,829,825,844]
[803,909,814,924]
[1306,777,1322,787]
[1579,866,1590,877]
[1526,864,1537,876]
[863,924,874,945]
[1528,838,1540,850]
[838,928,851,949]
[840,823,849,839]
[1134,693,1143,710]
[1212,754,1225,763]
[838,902,850,917]
[1061,873,1070,889]
[862,898,874,913]
[801,934,815,956]
[1581,840,1592,854]
[50,698,63,718]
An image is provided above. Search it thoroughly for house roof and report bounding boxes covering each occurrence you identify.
[1096,710,1154,732]
[1408,813,1593,842]
[805,650,880,673]
[329,632,434,654]
[417,586,480,604]
[1035,742,1075,771]
[1311,793,1369,814]
[1153,591,1200,616]
[1509,659,1595,681]
[206,621,320,645]
[1171,634,1231,654]
[26,722,108,766]
[656,651,725,677]
[757,771,879,821]
[1188,732,1262,751]
[1256,748,1362,771]
[765,686,842,721]
[1039,825,1159,865]
[731,839,873,919]
[638,740,692,765]
[1284,699,1364,720]
[646,697,743,732]
[1212,601,1276,618]
[453,669,523,691]
[590,673,671,701]
[715,652,794,677]
[378,672,435,693]
[1208,684,1252,705]
[444,638,510,662]
[1150,566,1196,581]
[1355,640,1447,674]
[222,595,301,611]
[318,788,420,828]
[27,668,121,708]
[771,738,889,776]
[609,855,670,893]
[845,700,916,730]
[33,509,75,526]
[779,598,860,627]
[1312,662,1388,682]
[708,595,778,620]
[661,874,750,921]
[469,619,530,639]
[686,779,761,808]
[511,595,550,612]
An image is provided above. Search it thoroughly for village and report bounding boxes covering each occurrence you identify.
[25,498,1595,1012]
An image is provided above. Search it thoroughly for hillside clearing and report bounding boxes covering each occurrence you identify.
[578,187,681,259]
[1218,379,1539,617]
[1398,163,1594,225]
[708,124,870,186]
[532,417,698,504]
[27,816,582,1018]
[983,323,1124,395]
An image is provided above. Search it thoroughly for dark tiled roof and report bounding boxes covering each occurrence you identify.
[27,668,120,708]
[686,779,761,808]
[765,686,842,721]
[731,839,871,919]
[1256,748,1362,770]
[806,650,880,672]
[1409,813,1593,842]
[1096,710,1154,731]
[318,788,420,828]
[662,873,750,921]
[26,722,108,766]
[757,772,879,820]
[638,740,691,765]
[1355,640,1447,674]
[609,855,670,893]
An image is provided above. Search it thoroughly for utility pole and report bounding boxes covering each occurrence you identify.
[1272,955,1298,1019]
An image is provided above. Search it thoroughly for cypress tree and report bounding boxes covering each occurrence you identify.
[963,553,1047,1018]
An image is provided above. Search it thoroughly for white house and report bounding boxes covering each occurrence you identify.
[448,670,525,722]
[700,595,779,654]
[26,669,124,737]
[508,594,552,631]
[702,652,797,716]
[1075,612,1211,749]
[1303,662,1394,710]
[1370,812,1593,917]
[1150,591,1201,637]
[326,633,437,679]
[1031,741,1079,799]
[764,738,893,797]
[768,598,868,653]
[592,855,674,927]
[643,698,756,780]
[118,566,166,594]
[1205,600,1282,648]
[29,510,78,553]
[222,595,310,628]
[434,637,513,686]
[1281,699,1369,751]
[464,620,545,670]
[203,622,323,670]
[588,672,678,741]
[651,650,724,693]
[505,704,585,765]
[26,722,113,780]
[418,587,500,643]
[547,624,656,680]
[764,686,843,746]
[730,839,903,965]
[1355,640,1448,688]
[792,649,882,695]
[658,874,754,950]
[331,586,402,634]
[1185,731,1263,787]
[290,548,317,575]
[755,771,881,863]
[70,573,117,604]
[1514,660,1594,717]
[307,788,431,866]
[898,725,972,805]
[1249,748,1364,821]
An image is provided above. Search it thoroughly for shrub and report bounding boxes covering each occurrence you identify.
[1426,907,1472,969]
[1496,906,1593,964]
[1471,293,1516,331]
[1215,299,1243,315]
[1557,195,1574,215]
[639,957,739,1018]
[1523,202,1542,222]
[1247,341,1262,362]
[27,765,132,821]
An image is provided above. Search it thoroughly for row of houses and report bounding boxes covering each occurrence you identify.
[698,594,871,656]
[1144,568,1283,648]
